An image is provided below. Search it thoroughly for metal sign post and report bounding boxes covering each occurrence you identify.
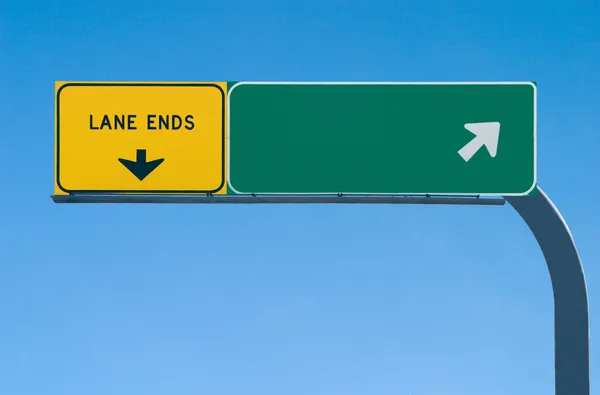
[507,187,589,395]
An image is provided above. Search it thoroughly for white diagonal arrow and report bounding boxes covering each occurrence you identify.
[458,122,501,162]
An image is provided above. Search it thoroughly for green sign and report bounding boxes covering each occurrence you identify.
[227,82,536,196]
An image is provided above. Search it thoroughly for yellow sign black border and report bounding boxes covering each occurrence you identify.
[55,82,226,194]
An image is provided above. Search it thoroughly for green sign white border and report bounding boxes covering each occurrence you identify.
[227,81,538,197]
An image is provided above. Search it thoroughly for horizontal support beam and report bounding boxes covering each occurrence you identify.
[51,194,506,205]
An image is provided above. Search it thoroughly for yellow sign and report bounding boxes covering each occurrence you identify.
[55,82,226,195]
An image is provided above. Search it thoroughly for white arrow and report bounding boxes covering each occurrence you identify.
[458,121,501,162]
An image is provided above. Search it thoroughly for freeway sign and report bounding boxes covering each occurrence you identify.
[50,83,589,395]
[54,82,226,195]
[228,82,536,196]
[54,81,536,198]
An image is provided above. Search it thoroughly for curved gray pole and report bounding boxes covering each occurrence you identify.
[505,187,589,395]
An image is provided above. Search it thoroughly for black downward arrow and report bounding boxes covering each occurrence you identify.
[118,149,164,181]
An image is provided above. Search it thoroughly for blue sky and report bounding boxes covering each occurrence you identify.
[1,1,599,394]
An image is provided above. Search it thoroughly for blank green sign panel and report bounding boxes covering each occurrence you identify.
[227,82,536,196]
